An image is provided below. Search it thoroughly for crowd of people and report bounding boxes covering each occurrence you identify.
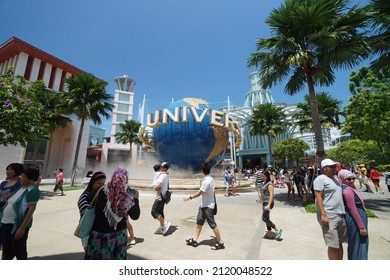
[248,162,389,203]
[0,159,389,260]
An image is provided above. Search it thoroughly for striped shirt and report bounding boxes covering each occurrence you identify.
[77,189,91,216]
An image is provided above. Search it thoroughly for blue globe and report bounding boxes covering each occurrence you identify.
[152,98,229,171]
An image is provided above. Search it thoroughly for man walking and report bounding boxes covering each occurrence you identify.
[313,159,347,260]
[183,163,225,250]
[151,162,171,235]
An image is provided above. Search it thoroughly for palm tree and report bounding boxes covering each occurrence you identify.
[247,0,370,161]
[369,0,390,73]
[65,73,114,186]
[114,119,142,154]
[247,102,288,166]
[293,91,343,133]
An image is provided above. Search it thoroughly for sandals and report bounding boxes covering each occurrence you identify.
[126,239,136,249]
[211,242,225,250]
[186,238,198,247]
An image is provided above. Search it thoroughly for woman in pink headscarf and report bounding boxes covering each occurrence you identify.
[338,169,368,260]
[84,168,140,260]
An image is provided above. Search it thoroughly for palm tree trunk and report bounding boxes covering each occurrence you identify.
[71,118,85,186]
[267,134,273,166]
[306,75,325,161]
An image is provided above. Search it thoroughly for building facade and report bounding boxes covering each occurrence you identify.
[0,37,92,179]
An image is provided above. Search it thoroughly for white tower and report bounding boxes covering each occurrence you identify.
[111,75,136,143]
[244,71,274,107]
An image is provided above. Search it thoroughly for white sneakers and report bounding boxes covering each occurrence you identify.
[163,221,171,235]
[154,221,171,235]
[154,226,164,234]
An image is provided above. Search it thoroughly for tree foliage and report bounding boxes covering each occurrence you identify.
[247,0,370,160]
[326,139,382,166]
[0,68,71,146]
[273,138,310,163]
[368,0,390,73]
[342,66,390,151]
[247,103,288,165]
[115,119,142,152]
[293,91,343,132]
[64,73,114,185]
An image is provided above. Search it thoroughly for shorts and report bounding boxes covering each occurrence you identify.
[151,199,165,219]
[359,177,368,184]
[317,213,347,248]
[196,207,217,229]
[54,182,63,191]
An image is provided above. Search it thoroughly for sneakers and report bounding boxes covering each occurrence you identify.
[154,226,164,234]
[163,221,171,235]
[276,229,283,239]
[154,221,171,235]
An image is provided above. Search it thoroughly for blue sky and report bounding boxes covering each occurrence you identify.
[0,0,370,135]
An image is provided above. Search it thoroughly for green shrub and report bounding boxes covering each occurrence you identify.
[366,209,378,218]
[302,199,378,218]
[63,186,82,191]
[303,199,317,213]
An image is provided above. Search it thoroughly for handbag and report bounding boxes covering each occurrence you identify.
[160,183,172,204]
[74,187,102,238]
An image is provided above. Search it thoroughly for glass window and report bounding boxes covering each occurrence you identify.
[117,103,129,112]
[118,93,130,102]
[116,114,128,122]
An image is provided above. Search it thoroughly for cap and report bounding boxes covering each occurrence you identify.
[321,159,339,168]
[161,162,169,169]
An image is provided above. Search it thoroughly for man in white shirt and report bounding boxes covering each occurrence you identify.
[151,162,171,235]
[314,158,347,260]
[183,163,224,250]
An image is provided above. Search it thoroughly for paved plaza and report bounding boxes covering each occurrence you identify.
[17,178,390,260]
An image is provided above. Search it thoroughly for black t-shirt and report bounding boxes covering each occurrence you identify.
[87,187,140,233]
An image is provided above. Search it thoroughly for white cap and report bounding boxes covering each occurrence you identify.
[321,159,339,168]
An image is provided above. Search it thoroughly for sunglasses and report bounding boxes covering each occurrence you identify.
[326,165,337,169]
[345,178,355,181]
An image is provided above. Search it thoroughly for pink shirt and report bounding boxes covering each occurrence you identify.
[57,172,63,183]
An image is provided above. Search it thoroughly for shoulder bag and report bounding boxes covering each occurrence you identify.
[161,183,172,204]
[74,187,102,238]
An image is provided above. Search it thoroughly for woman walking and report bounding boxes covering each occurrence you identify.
[0,163,24,249]
[84,168,140,260]
[260,170,283,239]
[1,168,40,260]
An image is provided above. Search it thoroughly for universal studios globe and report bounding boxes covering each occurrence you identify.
[145,98,240,171]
